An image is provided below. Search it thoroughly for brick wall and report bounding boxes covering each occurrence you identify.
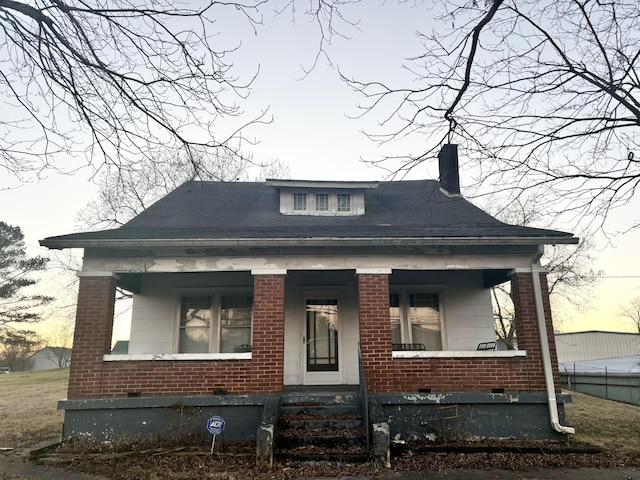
[68,273,285,399]
[67,276,117,399]
[100,360,252,396]
[511,272,561,392]
[383,271,560,394]
[251,274,285,393]
[393,357,533,392]
[358,274,394,393]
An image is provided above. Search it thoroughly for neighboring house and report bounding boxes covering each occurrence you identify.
[40,145,577,447]
[556,331,640,374]
[25,346,72,370]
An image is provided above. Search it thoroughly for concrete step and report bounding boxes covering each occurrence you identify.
[281,417,364,430]
[276,389,369,464]
[277,431,366,448]
[280,404,363,417]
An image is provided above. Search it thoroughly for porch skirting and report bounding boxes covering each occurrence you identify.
[58,391,571,444]
[371,392,572,442]
[58,394,276,443]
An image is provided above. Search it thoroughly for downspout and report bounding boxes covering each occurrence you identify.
[531,250,575,435]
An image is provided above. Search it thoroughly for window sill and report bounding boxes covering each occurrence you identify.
[103,353,252,362]
[392,350,526,359]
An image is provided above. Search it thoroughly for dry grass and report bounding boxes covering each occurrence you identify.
[0,368,69,448]
[564,389,640,452]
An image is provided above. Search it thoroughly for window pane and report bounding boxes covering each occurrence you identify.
[221,295,252,326]
[337,193,351,212]
[409,293,441,350]
[293,193,307,211]
[306,299,339,371]
[220,327,251,353]
[179,327,210,353]
[315,193,329,211]
[220,295,253,352]
[389,293,401,344]
[179,296,212,353]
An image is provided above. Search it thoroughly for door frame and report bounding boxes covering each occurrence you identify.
[301,289,343,385]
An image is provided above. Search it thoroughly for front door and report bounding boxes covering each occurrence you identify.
[304,297,341,384]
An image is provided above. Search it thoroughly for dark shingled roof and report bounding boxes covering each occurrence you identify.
[40,180,574,247]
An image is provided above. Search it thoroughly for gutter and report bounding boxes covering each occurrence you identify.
[40,235,579,250]
[530,256,575,435]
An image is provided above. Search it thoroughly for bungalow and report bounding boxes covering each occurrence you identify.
[40,145,576,456]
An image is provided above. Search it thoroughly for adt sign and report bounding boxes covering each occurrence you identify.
[206,415,225,436]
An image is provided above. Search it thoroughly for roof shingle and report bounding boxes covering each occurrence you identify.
[40,180,574,247]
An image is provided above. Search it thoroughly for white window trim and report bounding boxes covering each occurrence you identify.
[174,288,253,355]
[391,288,446,350]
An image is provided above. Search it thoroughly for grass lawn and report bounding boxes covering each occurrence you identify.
[564,389,640,453]
[0,368,69,448]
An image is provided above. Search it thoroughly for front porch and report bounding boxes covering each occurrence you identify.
[66,265,559,398]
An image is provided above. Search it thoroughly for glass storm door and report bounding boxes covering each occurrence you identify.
[306,299,339,372]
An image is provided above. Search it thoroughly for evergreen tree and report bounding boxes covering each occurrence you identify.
[0,221,52,345]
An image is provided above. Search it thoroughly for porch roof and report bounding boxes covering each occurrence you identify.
[40,180,577,249]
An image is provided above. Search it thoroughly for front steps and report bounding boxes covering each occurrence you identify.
[275,389,369,464]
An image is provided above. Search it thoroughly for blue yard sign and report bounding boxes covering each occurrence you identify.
[207,415,225,435]
[206,415,225,454]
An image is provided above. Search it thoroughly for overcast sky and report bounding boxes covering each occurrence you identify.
[1,2,639,336]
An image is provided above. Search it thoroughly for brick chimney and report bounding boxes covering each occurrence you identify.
[438,144,460,196]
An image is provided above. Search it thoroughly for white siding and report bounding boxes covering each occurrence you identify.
[129,276,175,354]
[444,285,495,351]
[127,270,496,370]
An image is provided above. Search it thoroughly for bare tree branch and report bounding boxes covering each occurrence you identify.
[341,0,640,232]
[619,296,640,333]
[0,0,272,182]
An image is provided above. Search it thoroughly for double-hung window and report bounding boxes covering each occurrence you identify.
[178,293,253,353]
[390,291,442,350]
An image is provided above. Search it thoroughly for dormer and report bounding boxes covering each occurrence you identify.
[266,179,379,216]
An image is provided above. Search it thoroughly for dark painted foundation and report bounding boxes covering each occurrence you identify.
[59,391,572,444]
[58,394,276,443]
[372,392,572,442]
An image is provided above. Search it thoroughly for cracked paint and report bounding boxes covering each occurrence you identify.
[401,393,447,404]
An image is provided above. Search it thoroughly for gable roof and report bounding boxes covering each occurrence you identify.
[25,346,72,359]
[40,180,576,249]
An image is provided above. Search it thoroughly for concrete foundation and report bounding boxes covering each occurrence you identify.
[58,394,276,443]
[59,391,571,449]
[372,392,572,442]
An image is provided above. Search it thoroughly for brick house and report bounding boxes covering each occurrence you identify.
[40,145,576,447]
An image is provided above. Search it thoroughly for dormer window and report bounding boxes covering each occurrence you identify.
[293,193,307,211]
[337,193,351,212]
[266,179,378,216]
[315,193,329,211]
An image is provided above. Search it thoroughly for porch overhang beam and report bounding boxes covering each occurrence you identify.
[483,269,512,288]
[40,235,579,250]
